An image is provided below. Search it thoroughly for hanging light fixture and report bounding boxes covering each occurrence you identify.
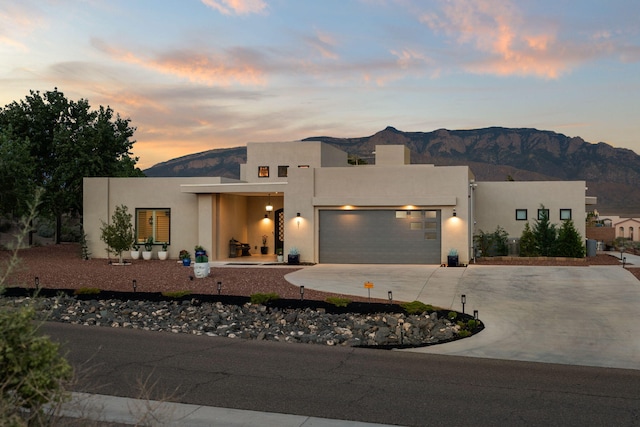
[266,193,273,213]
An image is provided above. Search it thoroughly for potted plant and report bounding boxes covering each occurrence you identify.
[179,249,191,266]
[276,247,283,263]
[260,235,268,255]
[288,247,300,265]
[447,248,459,267]
[193,246,210,278]
[130,242,141,260]
[194,245,206,258]
[158,242,169,260]
[142,236,154,260]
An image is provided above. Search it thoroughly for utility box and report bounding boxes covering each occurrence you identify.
[586,239,597,257]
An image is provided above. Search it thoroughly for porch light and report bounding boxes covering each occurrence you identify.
[452,208,457,217]
[266,193,273,212]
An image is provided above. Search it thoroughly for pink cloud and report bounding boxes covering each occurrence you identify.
[201,0,267,15]
[92,39,266,86]
[420,0,575,78]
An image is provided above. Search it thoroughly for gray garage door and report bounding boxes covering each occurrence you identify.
[319,210,441,264]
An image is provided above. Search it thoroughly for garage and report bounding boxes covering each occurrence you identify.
[319,209,441,264]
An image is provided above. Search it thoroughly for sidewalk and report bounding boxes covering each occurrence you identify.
[59,392,398,427]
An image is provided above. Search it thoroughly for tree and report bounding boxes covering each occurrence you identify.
[532,206,556,256]
[100,205,136,264]
[0,89,144,243]
[0,129,36,219]
[474,226,509,257]
[519,222,537,257]
[555,219,585,258]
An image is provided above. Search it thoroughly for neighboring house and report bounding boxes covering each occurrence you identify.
[599,216,640,242]
[83,141,593,264]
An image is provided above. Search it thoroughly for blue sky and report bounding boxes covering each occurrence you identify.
[1,0,639,169]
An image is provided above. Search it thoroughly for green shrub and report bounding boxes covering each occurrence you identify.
[401,301,434,314]
[0,306,73,423]
[73,287,101,295]
[161,290,192,299]
[250,292,280,304]
[458,329,472,338]
[36,221,55,238]
[325,297,351,307]
[448,311,458,320]
[467,319,478,329]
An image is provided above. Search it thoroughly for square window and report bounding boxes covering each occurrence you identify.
[135,208,170,245]
[410,222,423,230]
[258,166,269,177]
[278,165,288,177]
[560,209,572,220]
[515,209,527,221]
[538,209,550,220]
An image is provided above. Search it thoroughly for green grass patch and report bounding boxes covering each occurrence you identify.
[325,297,351,307]
[73,287,101,295]
[250,292,280,304]
[161,290,192,299]
[400,301,434,314]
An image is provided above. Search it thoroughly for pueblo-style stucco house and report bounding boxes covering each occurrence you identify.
[83,141,593,264]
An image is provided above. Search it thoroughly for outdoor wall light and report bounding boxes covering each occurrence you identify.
[266,193,273,212]
[132,279,137,292]
[452,208,457,217]
[461,294,466,314]
[297,212,300,217]
[264,213,268,219]
[300,285,304,301]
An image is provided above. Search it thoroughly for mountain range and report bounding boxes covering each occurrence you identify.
[144,127,640,215]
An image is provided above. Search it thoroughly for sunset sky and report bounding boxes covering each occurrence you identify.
[1,0,639,169]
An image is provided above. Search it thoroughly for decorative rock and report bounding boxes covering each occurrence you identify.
[0,295,468,348]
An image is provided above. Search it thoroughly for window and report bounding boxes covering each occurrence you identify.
[278,165,288,177]
[537,208,550,220]
[258,166,269,177]
[559,209,572,220]
[515,209,527,221]
[136,208,170,245]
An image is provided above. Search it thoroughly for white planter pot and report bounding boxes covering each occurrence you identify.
[277,255,283,263]
[158,251,168,260]
[130,250,140,260]
[142,251,152,260]
[193,262,210,278]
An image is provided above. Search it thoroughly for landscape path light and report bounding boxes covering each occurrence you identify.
[300,285,304,301]
[132,279,137,292]
[461,294,466,314]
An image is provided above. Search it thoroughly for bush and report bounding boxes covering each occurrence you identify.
[161,290,192,299]
[448,311,458,320]
[325,297,351,307]
[250,292,280,304]
[474,226,509,257]
[0,307,73,424]
[401,301,434,315]
[73,287,101,295]
[555,219,585,258]
[36,221,55,238]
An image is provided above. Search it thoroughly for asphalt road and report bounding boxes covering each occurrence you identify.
[43,322,640,427]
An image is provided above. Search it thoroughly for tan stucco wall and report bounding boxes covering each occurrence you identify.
[83,177,204,260]
[474,181,587,240]
[240,141,347,182]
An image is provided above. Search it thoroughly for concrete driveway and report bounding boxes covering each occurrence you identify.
[285,258,640,370]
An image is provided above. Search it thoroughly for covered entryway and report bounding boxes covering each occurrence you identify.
[319,209,441,264]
